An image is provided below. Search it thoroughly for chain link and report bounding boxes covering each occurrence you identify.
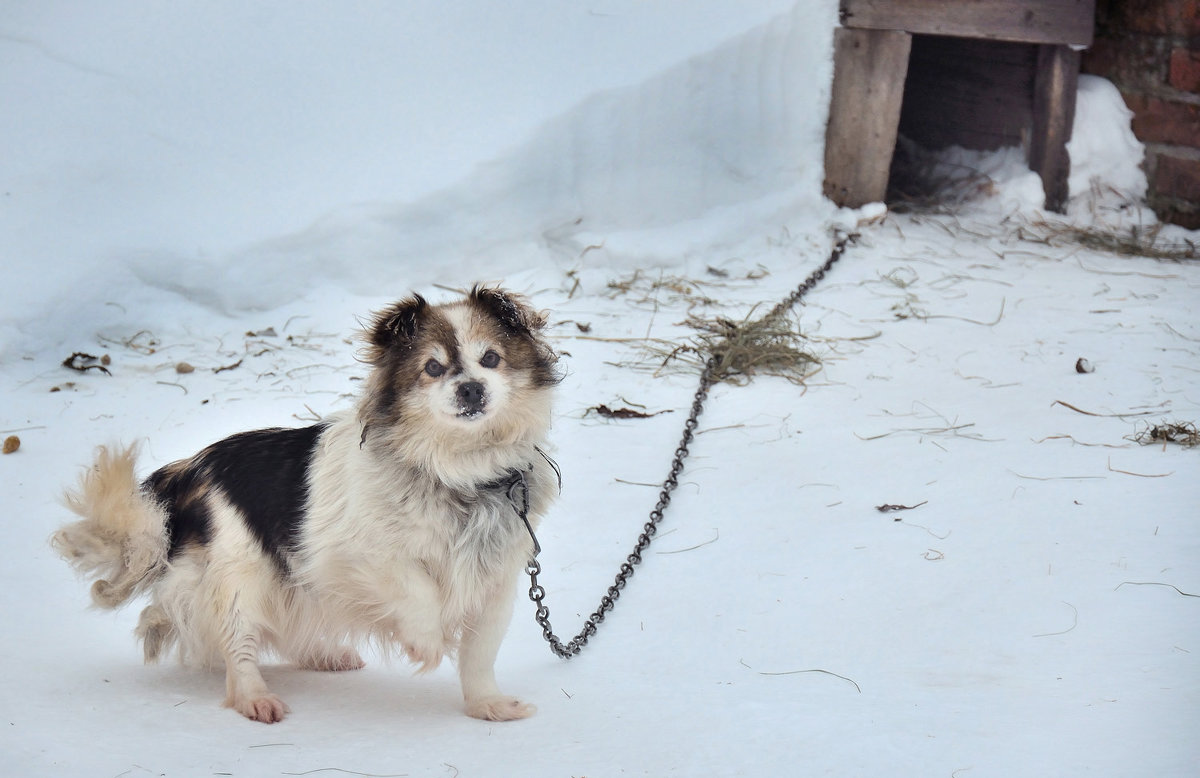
[517,231,858,659]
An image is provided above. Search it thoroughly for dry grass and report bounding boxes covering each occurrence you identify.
[604,266,769,311]
[598,266,821,386]
[1127,420,1200,449]
[1026,218,1198,261]
[682,310,821,385]
[606,308,821,386]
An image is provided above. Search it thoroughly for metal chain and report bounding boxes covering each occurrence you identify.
[517,231,859,659]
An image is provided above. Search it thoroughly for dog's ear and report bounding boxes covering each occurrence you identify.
[364,294,427,363]
[470,286,546,335]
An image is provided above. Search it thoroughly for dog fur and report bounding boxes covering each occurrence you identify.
[52,286,560,723]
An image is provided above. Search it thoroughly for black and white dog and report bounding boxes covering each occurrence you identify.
[53,286,560,723]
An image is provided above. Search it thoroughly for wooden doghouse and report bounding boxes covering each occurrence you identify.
[823,0,1096,213]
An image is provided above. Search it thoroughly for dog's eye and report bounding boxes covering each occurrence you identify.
[480,350,501,369]
[424,359,446,378]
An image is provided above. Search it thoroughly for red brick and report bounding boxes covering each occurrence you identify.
[1117,0,1200,37]
[1154,153,1200,201]
[1124,92,1200,147]
[1081,37,1121,79]
[1168,47,1200,92]
[1158,204,1200,229]
[1083,35,1170,90]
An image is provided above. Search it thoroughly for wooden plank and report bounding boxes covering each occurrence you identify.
[823,27,913,208]
[840,0,1095,46]
[1029,43,1081,212]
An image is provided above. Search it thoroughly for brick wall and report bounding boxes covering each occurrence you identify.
[1082,0,1200,229]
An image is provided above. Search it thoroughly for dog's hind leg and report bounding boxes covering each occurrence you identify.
[137,603,177,662]
[204,567,289,722]
[297,643,365,672]
[220,614,289,723]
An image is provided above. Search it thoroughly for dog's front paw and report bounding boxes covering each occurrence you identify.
[465,695,537,722]
[230,694,290,724]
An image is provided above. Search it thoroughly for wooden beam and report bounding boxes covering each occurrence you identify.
[823,27,912,208]
[840,0,1095,46]
[1029,43,1081,213]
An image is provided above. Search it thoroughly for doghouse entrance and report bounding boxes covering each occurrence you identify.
[887,34,1039,205]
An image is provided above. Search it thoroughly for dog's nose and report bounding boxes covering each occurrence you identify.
[456,381,485,413]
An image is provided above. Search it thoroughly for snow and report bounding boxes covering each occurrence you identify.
[3,2,1198,776]
[1067,75,1148,208]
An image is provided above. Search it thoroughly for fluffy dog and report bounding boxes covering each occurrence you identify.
[52,286,560,723]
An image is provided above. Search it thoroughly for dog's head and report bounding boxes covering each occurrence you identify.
[359,286,560,472]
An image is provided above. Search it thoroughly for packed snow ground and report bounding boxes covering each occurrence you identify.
[2,2,1198,776]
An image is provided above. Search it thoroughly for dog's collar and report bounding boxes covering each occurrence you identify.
[478,447,561,494]
[479,466,530,495]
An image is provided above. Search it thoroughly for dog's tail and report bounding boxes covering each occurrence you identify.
[52,444,169,609]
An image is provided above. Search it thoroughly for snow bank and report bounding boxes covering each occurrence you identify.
[1,0,804,357]
[123,2,841,315]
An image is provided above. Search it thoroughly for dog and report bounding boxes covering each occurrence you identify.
[52,286,561,723]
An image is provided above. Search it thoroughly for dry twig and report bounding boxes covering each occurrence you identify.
[62,352,111,375]
[586,404,673,420]
[1115,581,1200,598]
[740,659,862,693]
[1127,420,1199,449]
[875,501,927,513]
